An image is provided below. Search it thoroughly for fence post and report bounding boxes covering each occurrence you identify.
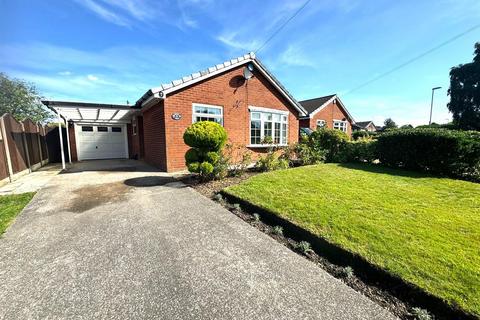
[0,116,14,182]
[36,123,43,166]
[21,122,32,173]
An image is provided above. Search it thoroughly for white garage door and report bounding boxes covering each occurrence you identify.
[75,124,128,160]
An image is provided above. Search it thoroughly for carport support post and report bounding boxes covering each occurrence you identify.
[65,120,72,164]
[57,114,66,170]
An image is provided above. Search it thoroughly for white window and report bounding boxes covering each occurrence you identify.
[333,120,348,132]
[316,119,326,129]
[192,103,223,125]
[249,106,288,146]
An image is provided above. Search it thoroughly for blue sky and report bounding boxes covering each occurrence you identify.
[1,0,479,126]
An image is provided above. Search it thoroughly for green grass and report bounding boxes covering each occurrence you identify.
[224,163,480,316]
[0,192,35,235]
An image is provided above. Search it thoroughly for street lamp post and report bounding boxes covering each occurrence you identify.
[429,86,442,125]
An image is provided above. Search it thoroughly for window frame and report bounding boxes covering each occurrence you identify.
[316,119,326,129]
[333,119,348,132]
[192,103,224,125]
[248,106,289,147]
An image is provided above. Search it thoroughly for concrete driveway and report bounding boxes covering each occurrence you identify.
[0,160,396,320]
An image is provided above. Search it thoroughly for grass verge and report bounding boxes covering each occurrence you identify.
[0,192,35,235]
[224,163,480,317]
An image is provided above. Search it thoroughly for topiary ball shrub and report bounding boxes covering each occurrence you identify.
[184,121,228,180]
[183,121,227,150]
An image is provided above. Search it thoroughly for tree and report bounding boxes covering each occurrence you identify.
[400,124,413,129]
[384,118,398,129]
[448,42,480,131]
[0,73,51,123]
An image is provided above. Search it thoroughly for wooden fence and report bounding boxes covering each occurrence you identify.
[0,113,49,185]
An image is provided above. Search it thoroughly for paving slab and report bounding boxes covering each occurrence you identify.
[0,163,62,195]
[0,160,397,320]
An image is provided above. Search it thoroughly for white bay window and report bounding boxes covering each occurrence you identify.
[249,106,288,146]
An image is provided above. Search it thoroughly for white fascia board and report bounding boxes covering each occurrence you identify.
[248,106,289,115]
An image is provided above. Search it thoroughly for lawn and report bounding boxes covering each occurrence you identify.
[0,192,35,235]
[224,163,480,316]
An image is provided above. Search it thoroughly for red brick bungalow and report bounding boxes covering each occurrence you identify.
[299,94,355,137]
[43,53,308,172]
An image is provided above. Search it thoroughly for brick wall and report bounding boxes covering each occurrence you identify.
[142,101,167,171]
[300,100,352,137]
[127,115,144,159]
[145,65,301,172]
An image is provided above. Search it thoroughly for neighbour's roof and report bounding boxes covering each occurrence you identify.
[136,52,307,116]
[299,94,355,123]
[355,121,374,128]
[299,94,336,114]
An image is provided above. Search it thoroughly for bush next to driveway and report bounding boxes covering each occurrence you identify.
[224,163,480,317]
[184,121,227,180]
[0,192,35,235]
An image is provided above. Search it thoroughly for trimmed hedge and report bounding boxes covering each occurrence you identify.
[376,128,480,179]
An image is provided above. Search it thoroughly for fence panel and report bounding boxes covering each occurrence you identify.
[0,132,8,181]
[23,119,41,167]
[0,114,51,184]
[4,114,28,174]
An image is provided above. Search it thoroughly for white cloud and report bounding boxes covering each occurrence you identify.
[76,0,131,27]
[277,45,316,67]
[87,74,99,81]
[216,32,261,51]
[58,71,72,76]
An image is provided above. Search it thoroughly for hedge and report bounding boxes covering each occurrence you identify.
[376,128,480,179]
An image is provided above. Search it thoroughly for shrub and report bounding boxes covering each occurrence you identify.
[411,307,433,320]
[340,266,354,279]
[256,153,289,171]
[199,161,214,175]
[342,140,377,163]
[183,121,227,150]
[309,128,349,162]
[352,130,369,140]
[222,143,252,177]
[286,141,326,166]
[376,128,480,180]
[272,225,283,236]
[295,241,312,254]
[255,142,290,172]
[184,122,228,180]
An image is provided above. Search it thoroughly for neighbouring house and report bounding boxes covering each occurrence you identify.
[353,121,377,132]
[42,53,308,172]
[298,94,355,137]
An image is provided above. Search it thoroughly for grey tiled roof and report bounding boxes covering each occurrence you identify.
[299,94,336,114]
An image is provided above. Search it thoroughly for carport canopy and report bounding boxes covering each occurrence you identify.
[42,100,136,169]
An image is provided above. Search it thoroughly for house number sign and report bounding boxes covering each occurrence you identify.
[171,113,182,120]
